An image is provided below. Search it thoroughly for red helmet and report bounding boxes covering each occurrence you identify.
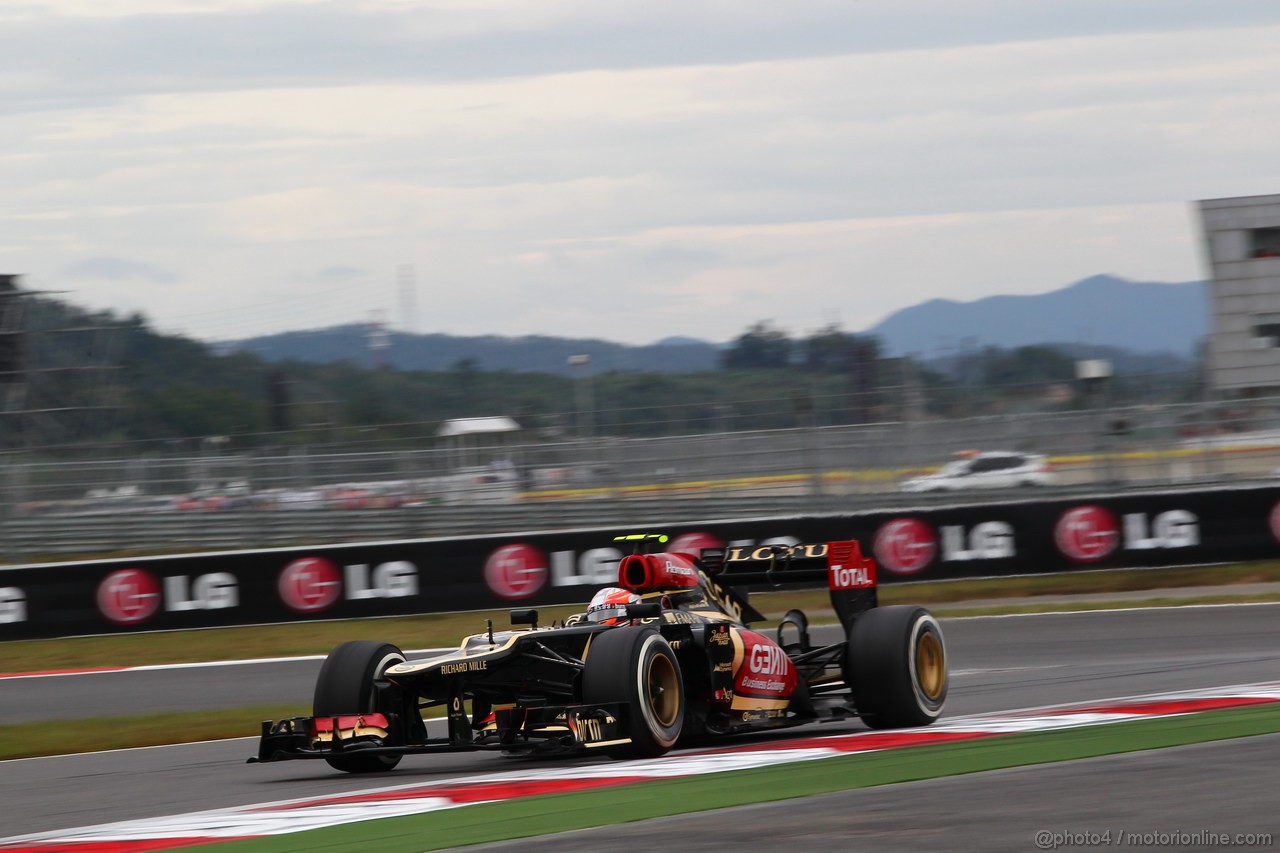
[585,586,640,625]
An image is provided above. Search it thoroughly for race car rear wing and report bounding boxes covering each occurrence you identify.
[699,539,879,627]
[612,534,879,627]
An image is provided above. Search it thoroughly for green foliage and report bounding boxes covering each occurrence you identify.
[721,321,794,369]
[800,324,881,372]
[128,387,265,439]
[973,345,1076,388]
[3,302,1199,452]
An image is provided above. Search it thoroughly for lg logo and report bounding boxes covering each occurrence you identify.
[1269,501,1280,544]
[1055,506,1120,563]
[1055,506,1199,563]
[941,521,1014,561]
[873,518,937,575]
[278,558,342,612]
[96,568,237,625]
[277,558,418,613]
[1123,510,1198,550]
[0,586,26,624]
[874,518,1016,574]
[483,545,550,601]
[97,569,161,625]
[669,532,724,554]
[164,573,238,612]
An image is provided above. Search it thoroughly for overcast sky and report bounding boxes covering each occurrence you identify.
[4,0,1279,348]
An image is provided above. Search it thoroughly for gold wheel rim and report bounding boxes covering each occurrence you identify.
[646,654,680,728]
[916,631,945,701]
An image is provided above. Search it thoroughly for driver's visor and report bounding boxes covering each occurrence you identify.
[586,605,630,623]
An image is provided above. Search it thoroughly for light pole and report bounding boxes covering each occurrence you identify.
[1076,359,1113,484]
[567,354,593,441]
[567,354,594,487]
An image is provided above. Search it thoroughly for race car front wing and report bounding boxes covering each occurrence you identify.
[248,701,632,764]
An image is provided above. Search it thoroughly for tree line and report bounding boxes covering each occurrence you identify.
[0,298,1198,454]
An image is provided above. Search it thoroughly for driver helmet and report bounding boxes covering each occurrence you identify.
[585,586,640,625]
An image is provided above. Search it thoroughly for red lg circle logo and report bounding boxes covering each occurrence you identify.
[278,557,343,613]
[873,518,937,575]
[484,544,549,601]
[670,531,723,555]
[97,569,162,625]
[1269,501,1280,544]
[1055,505,1120,563]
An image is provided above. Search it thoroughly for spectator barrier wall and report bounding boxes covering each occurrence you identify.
[4,483,1279,640]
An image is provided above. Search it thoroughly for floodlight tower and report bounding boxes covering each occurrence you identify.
[368,310,391,369]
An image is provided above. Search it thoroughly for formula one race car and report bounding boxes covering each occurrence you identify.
[250,535,948,772]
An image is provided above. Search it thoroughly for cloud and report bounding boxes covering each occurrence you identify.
[61,256,177,283]
[311,265,365,281]
[5,0,1280,107]
[2,2,1276,346]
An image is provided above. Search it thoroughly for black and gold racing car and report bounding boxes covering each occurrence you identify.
[250,534,948,772]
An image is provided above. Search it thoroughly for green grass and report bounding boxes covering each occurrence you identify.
[8,561,1280,676]
[0,705,307,760]
[201,703,1280,853]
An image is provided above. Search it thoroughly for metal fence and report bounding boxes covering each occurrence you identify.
[3,395,1280,560]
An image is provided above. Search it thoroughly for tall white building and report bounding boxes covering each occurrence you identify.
[1198,193,1280,396]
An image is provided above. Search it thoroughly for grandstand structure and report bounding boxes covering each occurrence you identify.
[1199,193,1280,396]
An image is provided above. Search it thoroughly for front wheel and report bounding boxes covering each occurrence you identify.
[313,640,406,773]
[581,628,684,757]
[846,606,947,729]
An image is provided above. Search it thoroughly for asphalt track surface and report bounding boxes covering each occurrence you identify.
[4,604,1280,840]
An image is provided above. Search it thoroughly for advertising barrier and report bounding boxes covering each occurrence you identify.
[4,483,1280,640]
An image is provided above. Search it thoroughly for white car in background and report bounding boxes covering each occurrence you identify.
[900,451,1055,493]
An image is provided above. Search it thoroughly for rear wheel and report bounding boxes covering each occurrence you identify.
[313,640,405,773]
[846,606,947,729]
[582,627,684,757]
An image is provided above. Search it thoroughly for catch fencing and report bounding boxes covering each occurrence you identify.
[2,396,1280,561]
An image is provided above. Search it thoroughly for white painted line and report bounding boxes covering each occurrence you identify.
[0,648,452,681]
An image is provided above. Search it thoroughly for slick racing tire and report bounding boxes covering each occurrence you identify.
[846,606,947,729]
[582,627,684,757]
[313,640,406,773]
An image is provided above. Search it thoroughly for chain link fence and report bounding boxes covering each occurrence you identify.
[2,394,1278,560]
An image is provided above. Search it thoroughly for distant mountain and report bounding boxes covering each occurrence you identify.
[866,275,1207,358]
[223,275,1208,374]
[221,326,721,376]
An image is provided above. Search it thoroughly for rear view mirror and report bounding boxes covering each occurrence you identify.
[510,609,539,628]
